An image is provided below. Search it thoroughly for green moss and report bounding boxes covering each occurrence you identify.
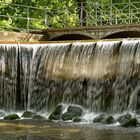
[93,114,105,123]
[102,115,114,124]
[117,113,132,125]
[62,105,83,121]
[121,118,137,127]
[73,117,81,122]
[32,114,46,120]
[21,111,36,118]
[48,104,63,120]
[4,114,20,120]
[62,112,75,121]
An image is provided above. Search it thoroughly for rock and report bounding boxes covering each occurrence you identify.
[73,117,81,122]
[4,114,20,120]
[0,111,5,117]
[67,105,83,116]
[102,115,114,124]
[117,113,132,125]
[93,114,105,123]
[121,118,137,127]
[62,105,83,121]
[62,112,75,121]
[21,111,36,118]
[32,114,46,120]
[48,104,63,120]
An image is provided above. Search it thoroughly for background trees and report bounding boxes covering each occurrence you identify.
[0,0,139,31]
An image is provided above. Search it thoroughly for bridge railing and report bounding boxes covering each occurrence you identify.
[0,1,140,32]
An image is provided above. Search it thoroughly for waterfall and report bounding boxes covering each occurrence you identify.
[0,40,140,113]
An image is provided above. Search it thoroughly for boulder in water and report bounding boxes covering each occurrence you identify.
[0,111,5,117]
[73,117,81,122]
[93,114,105,123]
[121,118,137,127]
[32,114,46,120]
[102,115,114,124]
[4,114,20,120]
[48,104,63,120]
[62,105,83,121]
[22,111,36,118]
[117,113,132,124]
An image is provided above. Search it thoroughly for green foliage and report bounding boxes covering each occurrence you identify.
[0,0,139,31]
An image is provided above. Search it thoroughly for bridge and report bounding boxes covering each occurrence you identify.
[1,1,140,41]
[38,24,140,41]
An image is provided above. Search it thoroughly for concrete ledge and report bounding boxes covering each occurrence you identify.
[0,31,48,42]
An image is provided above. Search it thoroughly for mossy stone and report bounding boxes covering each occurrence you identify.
[117,113,132,125]
[0,111,5,117]
[62,105,83,121]
[48,104,63,120]
[4,114,20,120]
[22,111,36,118]
[67,105,83,116]
[73,117,81,122]
[93,114,105,123]
[62,112,75,121]
[102,115,114,124]
[121,118,137,127]
[32,114,46,120]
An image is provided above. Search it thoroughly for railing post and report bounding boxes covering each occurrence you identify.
[44,8,48,28]
[100,4,102,26]
[27,7,30,32]
[95,2,98,26]
[64,4,68,28]
[129,0,131,24]
[80,2,84,27]
[109,0,112,25]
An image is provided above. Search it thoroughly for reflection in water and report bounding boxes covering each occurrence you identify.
[0,121,140,140]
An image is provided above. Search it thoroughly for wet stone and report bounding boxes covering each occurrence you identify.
[4,114,20,120]
[121,118,137,127]
[32,114,46,120]
[117,113,132,125]
[62,105,83,121]
[22,111,36,118]
[93,114,106,123]
[73,117,81,122]
[102,115,114,124]
[48,104,63,120]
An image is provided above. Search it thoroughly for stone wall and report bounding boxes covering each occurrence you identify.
[0,31,48,42]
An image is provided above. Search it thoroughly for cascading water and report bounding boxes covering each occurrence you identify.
[0,40,140,114]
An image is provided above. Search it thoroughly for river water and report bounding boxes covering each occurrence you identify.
[0,120,140,140]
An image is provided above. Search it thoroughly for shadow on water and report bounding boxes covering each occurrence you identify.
[0,120,140,140]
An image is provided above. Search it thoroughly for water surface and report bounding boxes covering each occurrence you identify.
[0,120,140,140]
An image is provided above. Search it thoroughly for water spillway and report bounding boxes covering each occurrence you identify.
[0,40,140,114]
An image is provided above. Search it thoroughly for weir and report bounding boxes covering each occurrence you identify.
[0,40,140,114]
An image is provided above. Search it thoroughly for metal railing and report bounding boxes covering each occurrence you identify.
[0,0,140,32]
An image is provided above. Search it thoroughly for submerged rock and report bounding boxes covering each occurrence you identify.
[4,114,20,120]
[73,117,81,122]
[22,111,36,118]
[121,118,137,127]
[116,113,137,127]
[62,112,75,121]
[32,114,46,120]
[48,104,63,120]
[93,114,105,123]
[0,111,5,117]
[117,113,132,124]
[102,115,114,124]
[62,105,83,121]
